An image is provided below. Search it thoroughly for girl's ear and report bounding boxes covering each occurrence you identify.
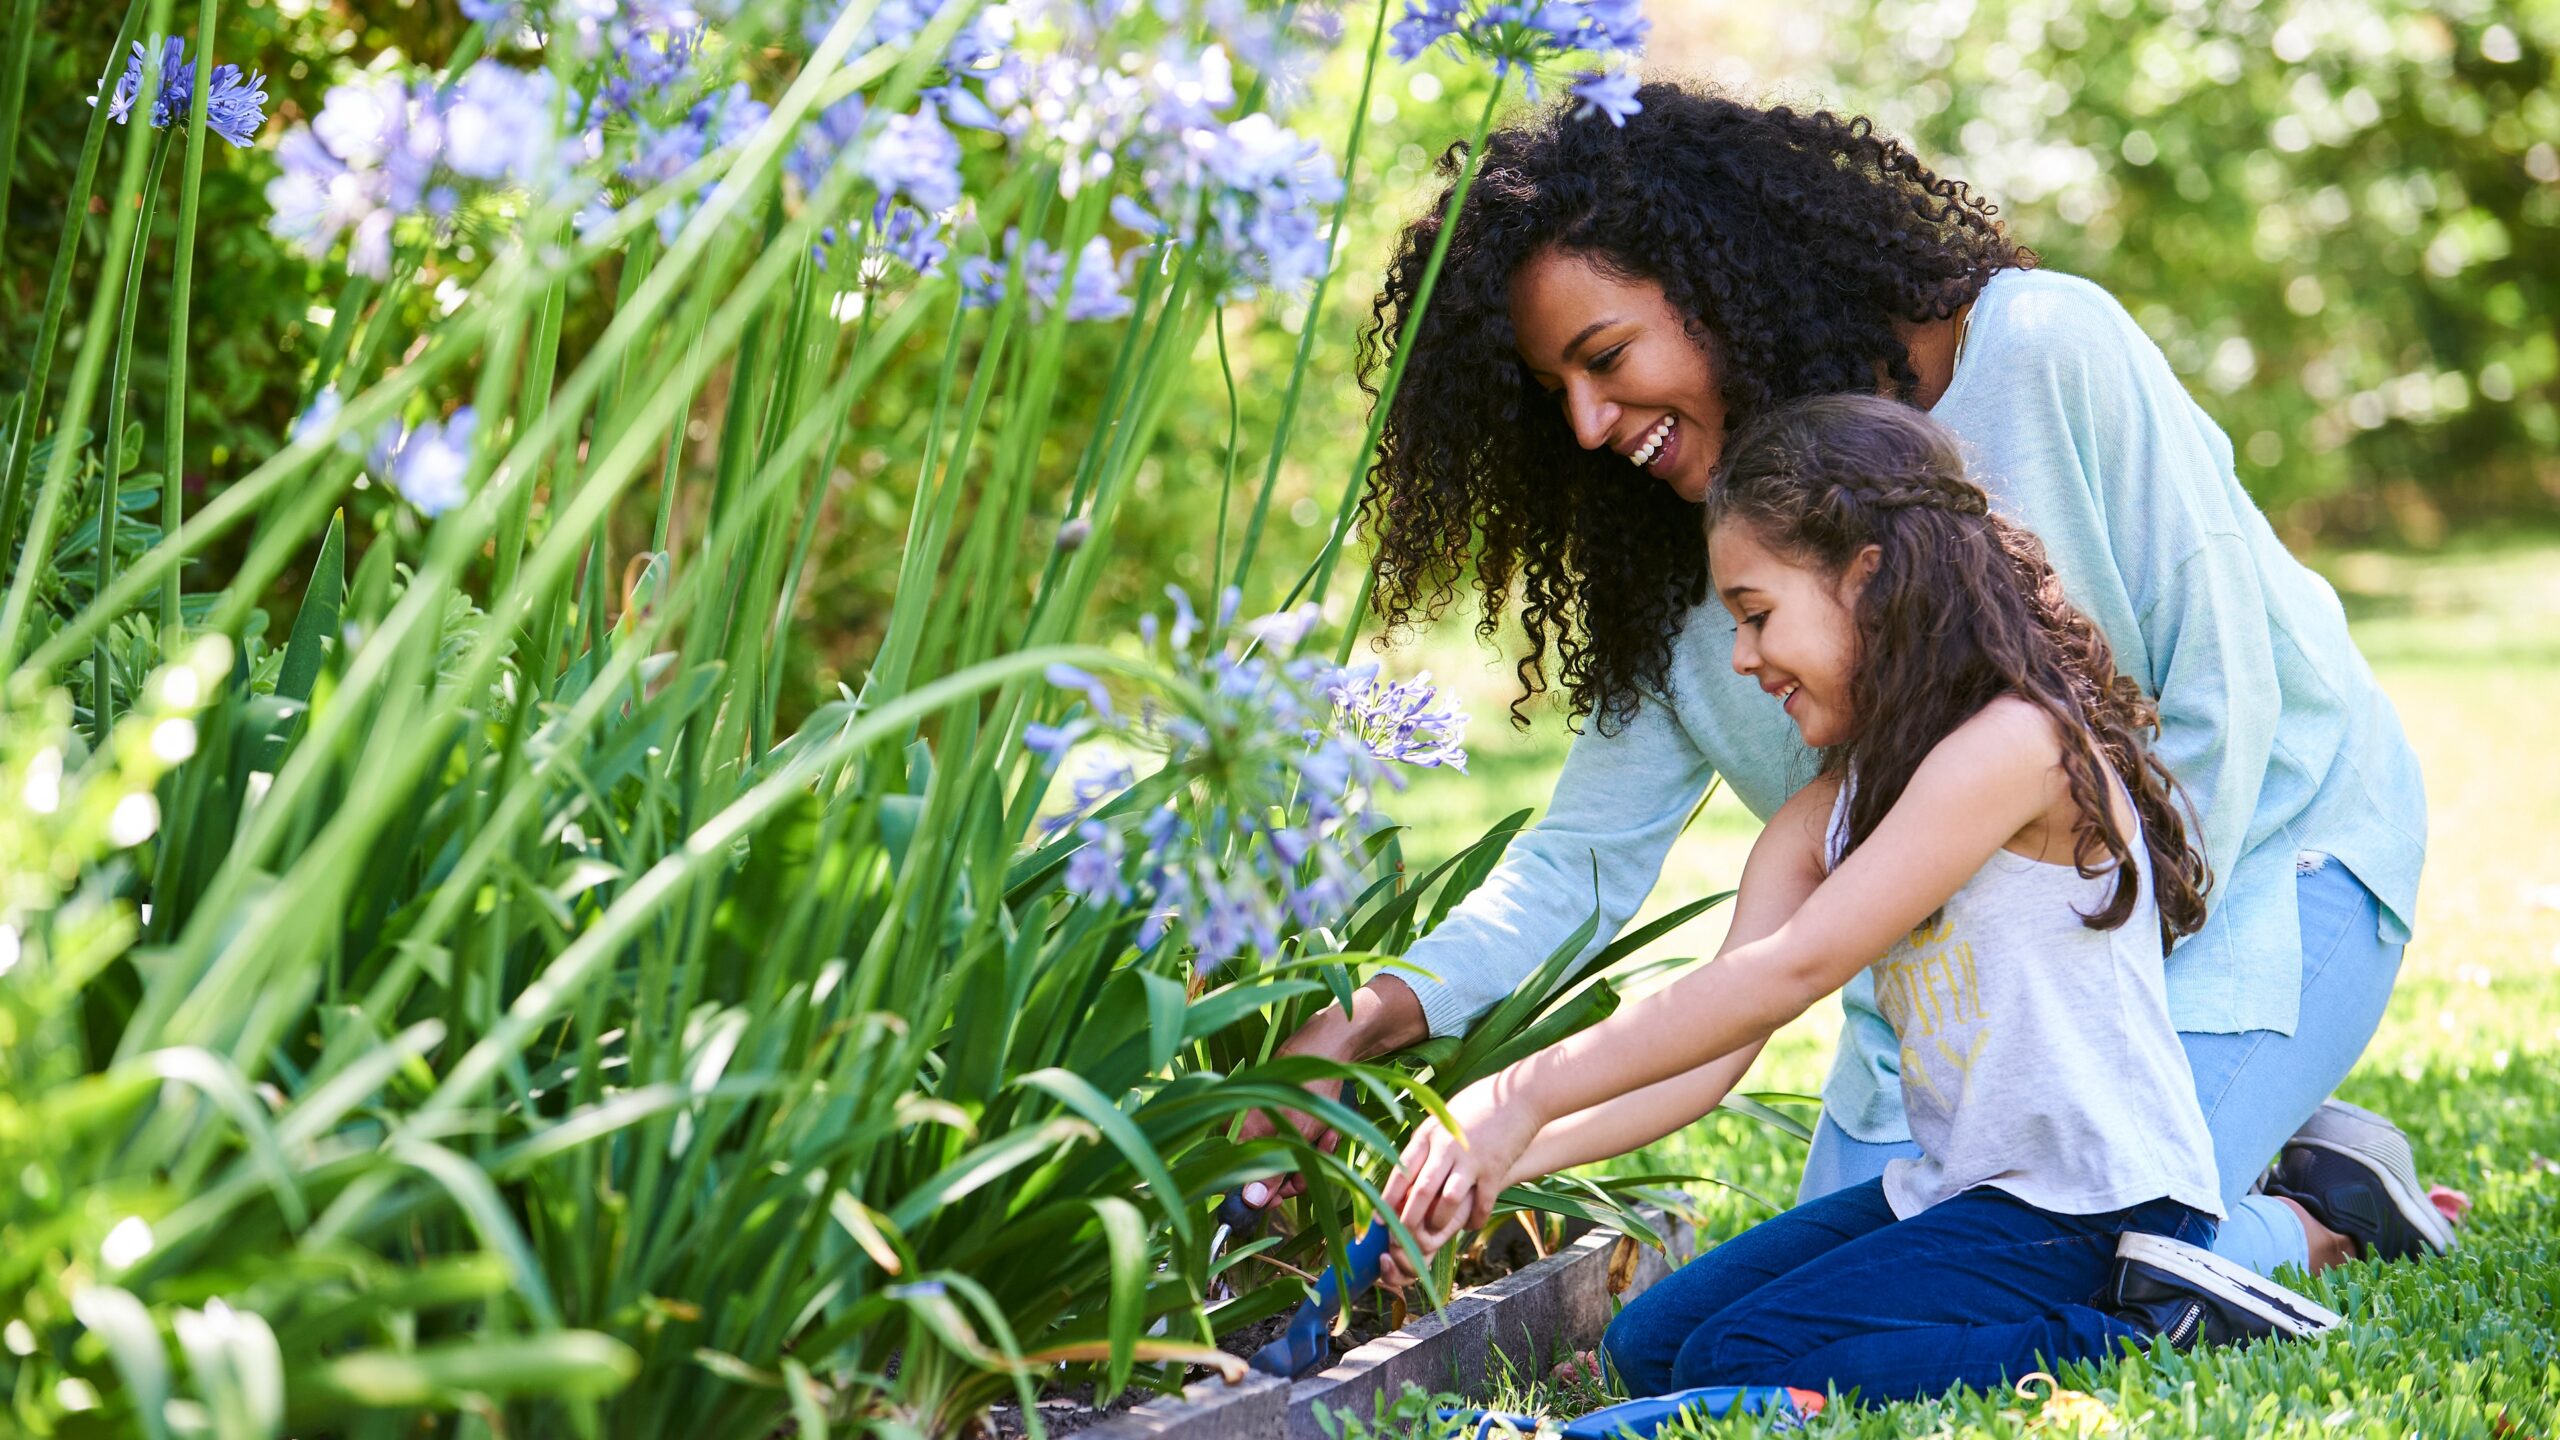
[1839,543,1883,604]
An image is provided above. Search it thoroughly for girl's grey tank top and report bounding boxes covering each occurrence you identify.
[1827,777,2225,1220]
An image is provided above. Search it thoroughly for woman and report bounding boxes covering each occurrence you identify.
[1244,82,2448,1291]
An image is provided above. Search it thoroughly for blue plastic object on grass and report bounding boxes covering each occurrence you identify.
[1245,1218,1391,1377]
[1439,1385,1826,1438]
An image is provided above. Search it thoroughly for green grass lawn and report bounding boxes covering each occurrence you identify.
[1361,537,2560,1438]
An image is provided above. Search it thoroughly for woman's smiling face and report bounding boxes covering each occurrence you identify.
[1707,518,1877,749]
[1508,248,1727,503]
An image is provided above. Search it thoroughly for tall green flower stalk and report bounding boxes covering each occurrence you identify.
[90,132,172,742]
[159,0,224,639]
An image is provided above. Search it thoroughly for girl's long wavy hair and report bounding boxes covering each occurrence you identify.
[1706,395,2210,946]
[1358,81,2033,732]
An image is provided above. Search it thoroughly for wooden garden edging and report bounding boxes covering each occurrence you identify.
[1085,1206,1698,1440]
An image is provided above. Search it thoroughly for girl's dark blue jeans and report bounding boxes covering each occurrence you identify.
[1602,1180,2215,1406]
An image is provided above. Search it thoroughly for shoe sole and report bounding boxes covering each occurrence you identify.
[2116,1232,2345,1339]
[2290,1099,2459,1256]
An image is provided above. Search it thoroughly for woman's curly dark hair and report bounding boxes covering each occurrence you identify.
[1357,81,2035,731]
[1706,395,2210,948]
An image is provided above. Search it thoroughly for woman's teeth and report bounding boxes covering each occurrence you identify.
[1630,415,1676,467]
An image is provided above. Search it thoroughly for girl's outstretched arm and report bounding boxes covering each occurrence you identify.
[1385,698,2070,1253]
[1500,775,1835,1185]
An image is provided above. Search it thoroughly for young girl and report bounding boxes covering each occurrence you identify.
[1381,395,2342,1405]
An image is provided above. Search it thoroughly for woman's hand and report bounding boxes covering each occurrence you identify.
[1234,978,1430,1210]
[1381,1080,1540,1265]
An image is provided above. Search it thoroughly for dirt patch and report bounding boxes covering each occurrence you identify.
[979,1384,1156,1440]
[971,1213,1598,1436]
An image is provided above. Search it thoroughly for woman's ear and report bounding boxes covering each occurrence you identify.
[1839,543,1883,603]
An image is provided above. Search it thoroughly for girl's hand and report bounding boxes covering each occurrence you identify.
[1378,1236,1423,1295]
[1382,1082,1537,1260]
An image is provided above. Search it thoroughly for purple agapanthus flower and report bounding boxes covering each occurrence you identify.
[787,94,868,195]
[1331,665,1469,771]
[1571,68,1643,126]
[958,254,1008,309]
[1061,235,1132,322]
[600,18,705,115]
[371,408,478,517]
[803,0,1013,75]
[958,230,1074,318]
[873,199,949,275]
[442,63,567,188]
[1577,0,1651,51]
[863,104,964,213]
[1024,719,1093,769]
[1024,588,1468,973]
[1063,820,1134,904]
[625,83,771,243]
[266,74,441,277]
[1389,0,1465,62]
[1044,662,1116,720]
[814,200,951,279]
[94,37,267,148]
[265,59,582,277]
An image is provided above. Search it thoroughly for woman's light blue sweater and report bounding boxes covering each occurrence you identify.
[1396,268,2429,1143]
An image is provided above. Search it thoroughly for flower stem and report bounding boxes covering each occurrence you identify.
[93,131,174,742]
[0,0,38,261]
[1210,305,1241,600]
[0,0,149,567]
[161,0,223,641]
[1297,77,1507,654]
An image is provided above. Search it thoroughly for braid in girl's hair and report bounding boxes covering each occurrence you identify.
[1703,394,2210,947]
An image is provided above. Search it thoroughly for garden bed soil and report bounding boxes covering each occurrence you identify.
[1005,1207,1694,1440]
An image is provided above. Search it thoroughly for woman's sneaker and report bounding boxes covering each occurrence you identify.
[2259,1097,2457,1261]
[2104,1232,2344,1348]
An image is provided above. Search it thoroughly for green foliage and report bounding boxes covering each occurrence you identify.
[0,3,1738,1435]
[1805,0,2560,534]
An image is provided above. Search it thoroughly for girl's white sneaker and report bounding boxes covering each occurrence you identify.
[2105,1231,2345,1348]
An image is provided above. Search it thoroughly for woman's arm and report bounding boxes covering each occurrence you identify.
[1386,699,2070,1251]
[1500,779,1833,1183]
[1237,689,1717,1209]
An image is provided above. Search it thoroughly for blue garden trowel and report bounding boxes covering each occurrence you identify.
[1439,1385,1827,1438]
[1243,1213,1392,1378]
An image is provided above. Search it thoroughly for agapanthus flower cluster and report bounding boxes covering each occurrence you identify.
[815,198,951,277]
[802,0,1014,79]
[1142,91,1345,297]
[621,81,770,242]
[598,16,708,115]
[1029,588,1469,974]
[1328,665,1469,772]
[93,36,268,148]
[959,230,1130,321]
[976,33,1342,302]
[1389,0,1646,120]
[266,62,583,277]
[465,0,725,57]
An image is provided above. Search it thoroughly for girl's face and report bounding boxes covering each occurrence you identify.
[1707,520,1879,749]
[1509,249,1726,503]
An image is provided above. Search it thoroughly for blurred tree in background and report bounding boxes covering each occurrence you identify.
[1652,0,2560,540]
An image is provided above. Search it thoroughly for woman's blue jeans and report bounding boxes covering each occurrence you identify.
[1602,1180,2215,1404]
[1798,858,2404,1277]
